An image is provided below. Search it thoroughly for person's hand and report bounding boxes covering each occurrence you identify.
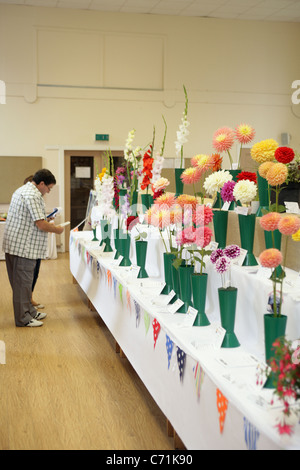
[55,225,65,235]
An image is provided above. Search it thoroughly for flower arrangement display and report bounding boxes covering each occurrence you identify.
[233,177,257,208]
[212,123,255,169]
[181,153,223,201]
[268,337,300,436]
[175,85,189,169]
[251,138,279,164]
[203,170,233,206]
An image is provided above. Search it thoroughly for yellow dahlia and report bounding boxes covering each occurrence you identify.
[292,229,300,242]
[251,139,279,163]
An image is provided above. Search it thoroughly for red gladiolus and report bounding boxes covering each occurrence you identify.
[126,216,139,231]
[141,145,154,191]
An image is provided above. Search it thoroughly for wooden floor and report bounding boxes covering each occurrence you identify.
[0,253,173,450]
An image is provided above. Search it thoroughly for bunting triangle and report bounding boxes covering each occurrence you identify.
[166,335,174,369]
[176,347,186,382]
[243,417,260,450]
[216,388,228,434]
[152,318,161,349]
[144,311,150,335]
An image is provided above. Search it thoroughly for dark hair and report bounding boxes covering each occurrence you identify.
[32,169,56,186]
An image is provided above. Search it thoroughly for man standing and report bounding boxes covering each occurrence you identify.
[3,169,65,327]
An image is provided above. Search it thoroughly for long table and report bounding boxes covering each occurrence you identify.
[69,227,300,450]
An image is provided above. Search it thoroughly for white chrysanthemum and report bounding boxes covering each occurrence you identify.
[233,180,257,205]
[203,170,233,197]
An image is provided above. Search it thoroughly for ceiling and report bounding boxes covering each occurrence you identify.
[0,0,300,22]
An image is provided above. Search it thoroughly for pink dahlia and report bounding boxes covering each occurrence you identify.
[213,127,235,153]
[221,180,236,203]
[195,226,213,248]
[193,205,214,226]
[181,167,202,185]
[176,227,196,247]
[235,123,255,144]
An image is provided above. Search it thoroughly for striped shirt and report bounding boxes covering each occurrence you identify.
[2,182,48,259]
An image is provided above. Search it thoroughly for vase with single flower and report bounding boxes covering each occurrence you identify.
[161,252,176,295]
[213,210,228,249]
[218,287,240,348]
[192,273,210,326]
[135,240,149,279]
[119,233,132,267]
[92,227,98,242]
[264,313,287,389]
[238,213,258,266]
[100,220,113,253]
[141,193,153,213]
[175,168,184,197]
[177,264,194,314]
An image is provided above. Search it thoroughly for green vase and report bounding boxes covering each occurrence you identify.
[218,287,240,348]
[131,190,138,216]
[136,241,148,278]
[229,169,240,182]
[170,262,180,304]
[119,233,131,267]
[175,168,184,197]
[256,173,270,216]
[192,274,210,326]
[238,213,258,266]
[114,228,121,260]
[100,220,113,252]
[141,194,153,213]
[264,313,287,389]
[161,252,176,295]
[213,210,228,249]
[92,227,98,241]
[177,265,194,314]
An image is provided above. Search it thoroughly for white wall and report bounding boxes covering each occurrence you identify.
[0,4,299,197]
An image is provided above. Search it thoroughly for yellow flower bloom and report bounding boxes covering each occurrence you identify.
[251,139,279,163]
[292,229,300,242]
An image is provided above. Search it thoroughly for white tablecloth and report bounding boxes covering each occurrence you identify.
[69,228,300,450]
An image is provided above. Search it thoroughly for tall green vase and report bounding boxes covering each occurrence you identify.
[238,213,258,266]
[119,233,131,267]
[175,168,184,197]
[161,252,176,295]
[114,228,121,260]
[136,241,148,278]
[192,274,210,326]
[92,227,98,241]
[141,193,153,213]
[264,313,287,389]
[100,220,113,252]
[170,262,180,304]
[256,173,270,216]
[264,229,283,277]
[177,265,194,314]
[213,210,228,249]
[218,287,240,348]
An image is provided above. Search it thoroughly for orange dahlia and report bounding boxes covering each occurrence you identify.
[260,212,281,231]
[259,161,275,179]
[259,249,283,269]
[213,127,235,153]
[210,153,223,172]
[278,215,300,236]
[266,162,288,187]
[154,193,176,209]
[235,123,255,144]
[176,194,198,211]
[181,167,202,185]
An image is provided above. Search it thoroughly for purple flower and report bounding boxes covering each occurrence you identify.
[215,256,231,274]
[224,244,240,260]
[221,181,236,203]
[210,248,224,264]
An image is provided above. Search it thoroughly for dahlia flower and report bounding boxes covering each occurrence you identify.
[149,208,171,230]
[215,256,231,274]
[292,229,300,242]
[275,146,295,164]
[251,139,279,164]
[260,212,281,232]
[223,244,240,260]
[212,127,235,153]
[152,177,170,192]
[193,205,214,226]
[233,179,257,205]
[259,161,275,179]
[210,153,223,172]
[278,215,300,236]
[266,163,288,187]
[221,180,236,203]
[236,171,257,184]
[235,123,255,144]
[181,167,202,185]
[195,226,213,248]
[259,249,283,269]
[176,226,196,247]
[176,194,198,211]
[204,170,233,198]
[154,193,176,209]
[210,248,224,264]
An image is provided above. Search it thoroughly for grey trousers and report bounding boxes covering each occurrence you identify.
[5,253,38,327]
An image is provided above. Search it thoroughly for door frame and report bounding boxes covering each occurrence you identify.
[63,148,124,251]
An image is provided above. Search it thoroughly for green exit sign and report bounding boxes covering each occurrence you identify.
[95,134,109,141]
